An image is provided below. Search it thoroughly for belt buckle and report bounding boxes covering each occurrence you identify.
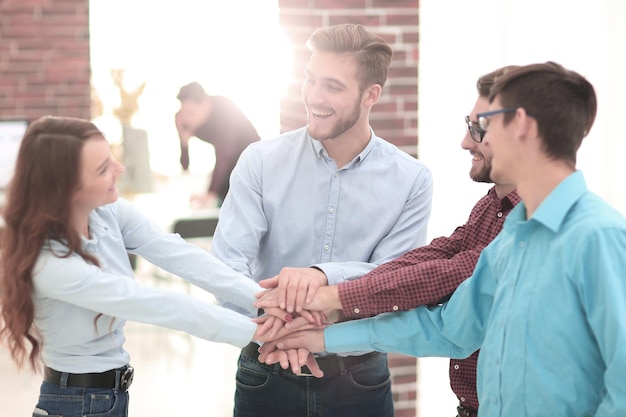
[294,355,318,377]
[295,368,314,377]
[120,366,134,391]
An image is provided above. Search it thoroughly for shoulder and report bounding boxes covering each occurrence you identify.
[241,127,308,157]
[372,136,430,172]
[569,192,626,234]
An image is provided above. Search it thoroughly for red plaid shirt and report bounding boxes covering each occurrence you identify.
[338,187,520,411]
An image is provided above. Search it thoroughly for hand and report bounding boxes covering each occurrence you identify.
[175,110,192,148]
[258,329,326,360]
[259,348,323,378]
[252,308,322,342]
[189,192,219,209]
[256,285,342,325]
[257,267,328,314]
[260,302,325,327]
[252,307,293,342]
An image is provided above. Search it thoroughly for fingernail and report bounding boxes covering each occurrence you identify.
[285,315,293,322]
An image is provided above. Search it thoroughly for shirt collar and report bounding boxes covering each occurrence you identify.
[82,206,109,244]
[487,186,521,211]
[308,128,378,167]
[506,170,587,233]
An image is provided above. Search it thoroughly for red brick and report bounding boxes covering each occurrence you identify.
[329,14,382,27]
[386,13,420,26]
[313,0,367,8]
[372,0,417,7]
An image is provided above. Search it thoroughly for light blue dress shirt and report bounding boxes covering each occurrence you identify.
[211,127,433,315]
[325,171,626,416]
[32,198,261,373]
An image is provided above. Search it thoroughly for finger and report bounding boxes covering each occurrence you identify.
[304,352,324,378]
[259,275,279,289]
[258,341,278,363]
[284,275,301,313]
[278,349,290,370]
[254,316,275,339]
[254,290,281,309]
[287,349,301,374]
[294,282,309,313]
[285,316,314,331]
[304,279,323,305]
[263,307,293,322]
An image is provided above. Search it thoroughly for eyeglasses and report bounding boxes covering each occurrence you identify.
[477,108,517,131]
[465,115,486,143]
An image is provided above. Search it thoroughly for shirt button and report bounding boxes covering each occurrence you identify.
[324,245,330,251]
[460,397,466,402]
[329,208,335,214]
[392,305,398,311]
[519,241,525,248]
[454,364,460,370]
[497,211,503,218]
[353,308,360,314]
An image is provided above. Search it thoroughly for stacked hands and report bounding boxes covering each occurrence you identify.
[250,267,342,378]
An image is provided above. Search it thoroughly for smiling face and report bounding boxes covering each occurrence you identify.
[481,97,518,186]
[73,136,125,213]
[461,96,493,183]
[301,51,366,142]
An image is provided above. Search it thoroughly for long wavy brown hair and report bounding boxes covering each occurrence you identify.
[0,116,103,371]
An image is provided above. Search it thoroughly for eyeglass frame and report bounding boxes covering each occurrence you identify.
[477,107,518,131]
[465,115,487,143]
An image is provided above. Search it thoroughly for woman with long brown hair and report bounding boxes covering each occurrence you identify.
[0,116,277,417]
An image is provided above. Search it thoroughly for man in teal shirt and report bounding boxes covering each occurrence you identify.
[260,62,626,416]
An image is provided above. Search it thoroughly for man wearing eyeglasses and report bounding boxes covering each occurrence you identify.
[256,65,519,417]
[261,62,626,417]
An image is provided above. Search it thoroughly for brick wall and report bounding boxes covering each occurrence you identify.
[278,0,420,157]
[0,0,91,122]
[277,1,420,416]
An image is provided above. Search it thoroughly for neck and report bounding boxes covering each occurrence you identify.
[72,207,92,238]
[494,183,516,199]
[321,123,372,169]
[516,161,574,218]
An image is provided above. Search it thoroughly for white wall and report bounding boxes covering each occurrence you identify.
[417,1,626,415]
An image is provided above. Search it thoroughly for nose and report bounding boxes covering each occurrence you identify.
[302,81,323,105]
[461,129,476,151]
[115,160,126,176]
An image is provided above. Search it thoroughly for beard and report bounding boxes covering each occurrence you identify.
[469,153,493,184]
[306,99,362,141]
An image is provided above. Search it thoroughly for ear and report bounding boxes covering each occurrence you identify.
[362,84,382,106]
[515,107,537,143]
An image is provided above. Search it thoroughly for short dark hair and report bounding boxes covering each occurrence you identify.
[490,61,597,165]
[476,66,520,98]
[177,82,208,102]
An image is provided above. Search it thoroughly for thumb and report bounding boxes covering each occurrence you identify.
[259,276,279,289]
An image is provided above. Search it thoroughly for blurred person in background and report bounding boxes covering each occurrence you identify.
[175,82,260,208]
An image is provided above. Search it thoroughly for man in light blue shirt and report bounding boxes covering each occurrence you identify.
[210,24,433,417]
[262,62,626,416]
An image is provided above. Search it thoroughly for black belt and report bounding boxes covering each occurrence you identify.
[242,342,381,377]
[43,365,134,391]
[457,405,478,417]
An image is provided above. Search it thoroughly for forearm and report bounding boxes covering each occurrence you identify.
[339,232,480,318]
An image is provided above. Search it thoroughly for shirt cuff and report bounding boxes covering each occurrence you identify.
[217,310,257,348]
[324,321,372,353]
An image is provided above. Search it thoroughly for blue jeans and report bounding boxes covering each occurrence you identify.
[234,350,393,417]
[32,381,129,417]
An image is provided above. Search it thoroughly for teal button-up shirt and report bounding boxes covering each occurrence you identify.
[326,171,626,416]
